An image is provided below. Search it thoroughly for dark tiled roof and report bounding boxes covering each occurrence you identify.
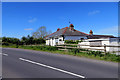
[46,27,88,39]
[46,25,115,39]
[87,35,115,39]
[46,27,67,39]
[63,28,88,36]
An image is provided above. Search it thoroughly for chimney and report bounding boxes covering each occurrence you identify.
[89,30,93,35]
[69,24,74,31]
[57,28,60,31]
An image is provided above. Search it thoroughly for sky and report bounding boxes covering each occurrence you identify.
[2,0,120,2]
[2,2,118,39]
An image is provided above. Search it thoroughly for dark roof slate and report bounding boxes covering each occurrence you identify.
[46,27,88,39]
[46,26,115,39]
[64,28,88,36]
[87,35,115,39]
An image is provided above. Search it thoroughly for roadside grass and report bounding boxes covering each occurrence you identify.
[2,45,120,62]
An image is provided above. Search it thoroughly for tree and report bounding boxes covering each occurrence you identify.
[28,36,34,45]
[12,38,20,44]
[47,30,52,35]
[21,36,27,45]
[2,37,7,42]
[32,26,49,38]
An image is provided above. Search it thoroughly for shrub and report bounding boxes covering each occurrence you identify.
[76,40,83,44]
[70,48,80,55]
[65,40,83,44]
[22,45,59,51]
[44,46,58,51]
[65,40,76,44]
[2,42,9,46]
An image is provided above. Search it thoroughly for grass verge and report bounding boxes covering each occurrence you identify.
[2,45,120,62]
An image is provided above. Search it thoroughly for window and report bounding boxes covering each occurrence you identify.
[59,39,62,41]
[80,38,84,40]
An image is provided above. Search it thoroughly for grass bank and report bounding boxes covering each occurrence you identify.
[2,45,120,62]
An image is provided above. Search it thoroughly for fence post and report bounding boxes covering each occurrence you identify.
[79,44,80,48]
[65,44,66,50]
[104,44,106,54]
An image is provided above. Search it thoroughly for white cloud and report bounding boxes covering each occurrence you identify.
[24,28,33,31]
[28,18,37,23]
[88,10,100,15]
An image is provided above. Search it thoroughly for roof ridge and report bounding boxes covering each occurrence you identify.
[93,34,113,36]
[91,35,114,37]
[45,27,68,38]
[62,27,68,34]
[75,29,88,35]
[45,30,58,38]
[61,27,68,29]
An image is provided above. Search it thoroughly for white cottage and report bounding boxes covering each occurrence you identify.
[45,24,88,46]
[45,24,115,46]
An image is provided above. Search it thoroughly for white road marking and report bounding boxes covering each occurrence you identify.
[0,53,8,56]
[3,53,8,56]
[19,58,85,78]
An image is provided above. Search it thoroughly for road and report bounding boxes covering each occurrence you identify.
[1,48,118,78]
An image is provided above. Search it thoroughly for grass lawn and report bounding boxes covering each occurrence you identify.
[2,45,120,62]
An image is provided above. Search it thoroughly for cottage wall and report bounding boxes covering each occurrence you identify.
[58,37,64,45]
[46,40,49,45]
[46,37,64,46]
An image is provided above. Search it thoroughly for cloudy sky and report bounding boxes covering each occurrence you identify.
[2,2,118,38]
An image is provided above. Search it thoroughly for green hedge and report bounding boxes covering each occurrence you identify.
[65,40,82,44]
[68,48,120,62]
[19,45,58,51]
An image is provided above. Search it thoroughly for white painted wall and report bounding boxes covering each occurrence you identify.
[52,38,59,46]
[46,40,49,45]
[78,41,105,51]
[46,35,88,46]
[78,38,120,52]
[58,37,64,45]
[46,37,64,46]
[109,38,120,52]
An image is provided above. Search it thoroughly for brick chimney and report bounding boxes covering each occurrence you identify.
[69,24,74,31]
[89,30,93,35]
[57,28,60,31]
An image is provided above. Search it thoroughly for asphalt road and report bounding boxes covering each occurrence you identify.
[2,48,118,78]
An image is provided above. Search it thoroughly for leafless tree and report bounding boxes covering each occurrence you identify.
[32,26,52,38]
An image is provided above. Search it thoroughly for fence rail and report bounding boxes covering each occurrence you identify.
[57,44,120,47]
[56,44,120,53]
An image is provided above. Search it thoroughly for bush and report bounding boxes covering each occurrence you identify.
[69,48,80,55]
[76,40,83,44]
[21,45,58,51]
[2,42,9,46]
[43,46,58,51]
[65,40,83,44]
[65,40,76,44]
